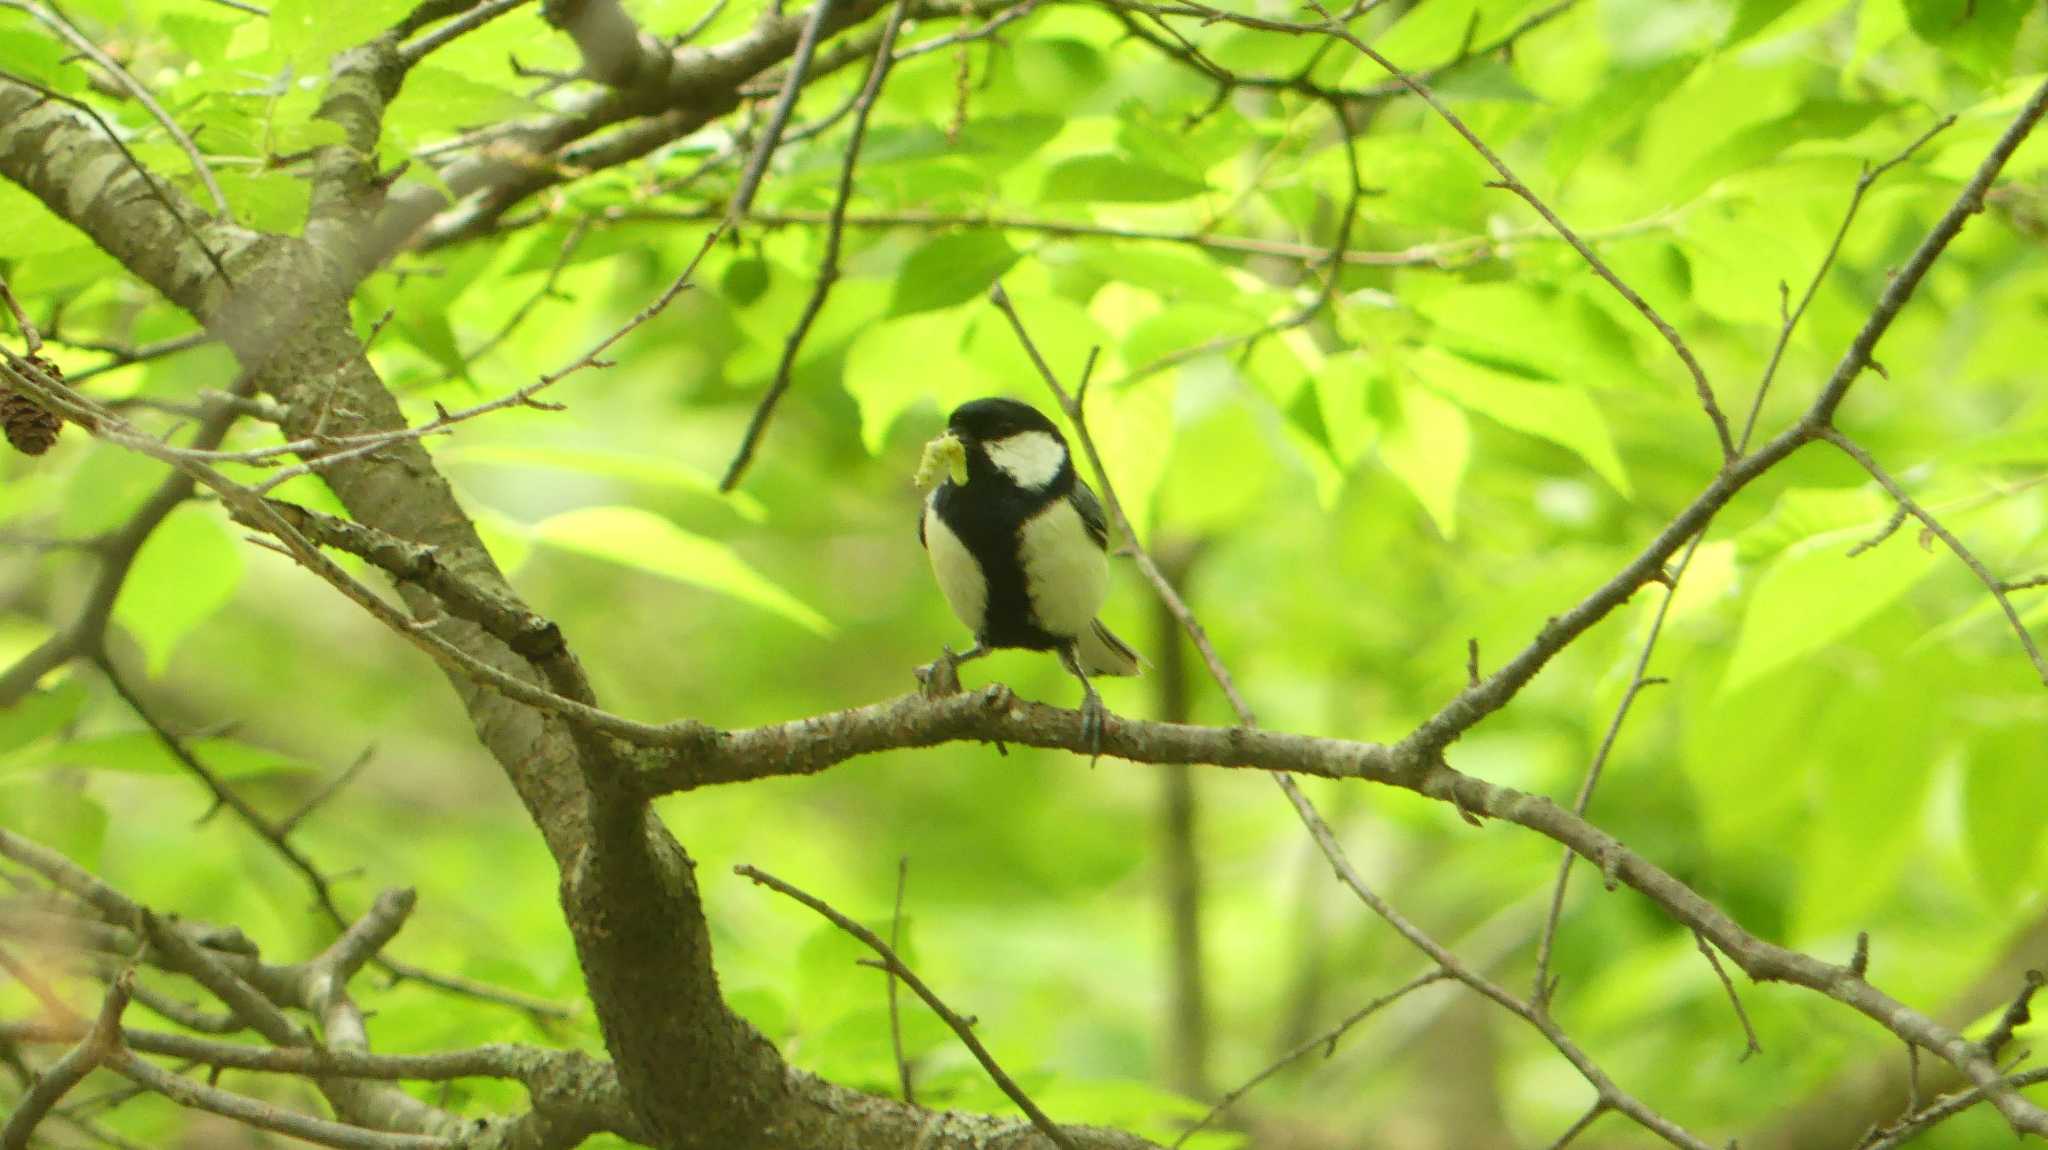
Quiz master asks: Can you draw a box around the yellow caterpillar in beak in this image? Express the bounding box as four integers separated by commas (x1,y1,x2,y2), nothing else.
914,433,969,492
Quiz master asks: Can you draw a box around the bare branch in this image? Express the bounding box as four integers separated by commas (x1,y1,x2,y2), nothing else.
1982,970,2044,1061
0,271,42,355
1820,429,2048,685
1173,969,1447,1147
735,864,1077,1150
886,856,916,1105
1742,114,1956,446
1,968,133,1150
105,1054,458,1150
719,0,913,490
1541,1103,1607,1150
399,0,538,68
1695,931,1761,1060
729,0,839,220
0,0,229,216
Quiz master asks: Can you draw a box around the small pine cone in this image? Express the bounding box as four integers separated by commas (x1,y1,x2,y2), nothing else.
3,356,63,456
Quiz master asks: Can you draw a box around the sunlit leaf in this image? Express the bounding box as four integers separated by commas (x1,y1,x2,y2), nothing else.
1379,379,1470,537
1409,347,1632,496
1962,722,2048,900
438,444,767,521
845,307,979,453
114,505,243,675
889,232,1021,317
534,506,831,634
268,0,413,65
0,679,87,756
1040,154,1208,204
3,732,319,779
1721,528,1940,694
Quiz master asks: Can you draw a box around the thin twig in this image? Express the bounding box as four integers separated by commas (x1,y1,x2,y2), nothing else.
277,747,377,837
1294,7,1735,460
718,0,912,491
105,1054,457,1150
0,942,80,1024
0,69,232,284
245,224,722,493
1863,1066,2048,1150
734,864,1075,1150
1694,931,1761,1060
987,283,1712,1150
886,855,915,1105
0,271,42,355
613,202,1678,269
1542,1102,1607,1150
0,1,229,216
58,331,214,383
397,0,536,68
729,0,837,220
1742,114,1955,447
1821,429,2048,685
1983,970,2044,1060
1,968,133,1150
1172,969,1446,1147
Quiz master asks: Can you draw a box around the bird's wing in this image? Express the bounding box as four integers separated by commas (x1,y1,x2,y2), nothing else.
1067,478,1109,551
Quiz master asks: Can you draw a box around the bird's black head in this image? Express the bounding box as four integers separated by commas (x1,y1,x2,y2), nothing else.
943,398,1070,492
946,398,1062,446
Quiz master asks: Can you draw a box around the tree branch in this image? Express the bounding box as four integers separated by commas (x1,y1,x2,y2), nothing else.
718,0,912,490
736,865,1078,1150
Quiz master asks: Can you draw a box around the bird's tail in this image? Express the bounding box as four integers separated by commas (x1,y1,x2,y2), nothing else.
1078,619,1143,676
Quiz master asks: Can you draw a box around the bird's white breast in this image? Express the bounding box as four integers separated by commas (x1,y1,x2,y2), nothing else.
1020,498,1108,639
984,431,1066,490
923,497,986,632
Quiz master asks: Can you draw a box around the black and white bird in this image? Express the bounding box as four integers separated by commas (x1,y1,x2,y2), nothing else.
917,397,1141,752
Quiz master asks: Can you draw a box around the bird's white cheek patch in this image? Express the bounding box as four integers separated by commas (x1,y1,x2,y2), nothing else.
1020,500,1108,639
984,431,1065,490
924,501,987,633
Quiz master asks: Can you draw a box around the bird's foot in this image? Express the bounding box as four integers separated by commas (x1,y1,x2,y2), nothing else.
916,646,964,698
1078,685,1108,764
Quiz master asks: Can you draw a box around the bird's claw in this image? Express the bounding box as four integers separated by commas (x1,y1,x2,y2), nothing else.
1078,687,1107,763
916,646,963,698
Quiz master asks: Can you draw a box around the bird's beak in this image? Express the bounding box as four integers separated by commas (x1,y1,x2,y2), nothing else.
914,432,970,491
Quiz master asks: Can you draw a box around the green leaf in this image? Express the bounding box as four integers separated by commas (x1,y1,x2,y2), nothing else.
1040,155,1208,204
215,170,313,232
1315,351,1379,468
0,27,86,93
3,733,318,779
1721,528,1940,694
1122,303,1262,370
0,680,87,757
534,506,831,634
268,0,414,66
1962,722,2048,901
437,445,766,521
1379,379,1470,537
1409,348,1631,495
386,67,535,137
162,13,237,64
1901,0,2029,76
0,782,105,867
889,233,1021,317
845,307,978,453
1797,657,1946,936
114,505,243,675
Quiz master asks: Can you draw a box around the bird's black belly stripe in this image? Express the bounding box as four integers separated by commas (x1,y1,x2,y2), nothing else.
930,479,1066,651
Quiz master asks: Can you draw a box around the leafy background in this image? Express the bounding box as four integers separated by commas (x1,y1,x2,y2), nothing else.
3,0,2046,1146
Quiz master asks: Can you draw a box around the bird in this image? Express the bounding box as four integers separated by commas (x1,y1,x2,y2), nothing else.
916,396,1141,754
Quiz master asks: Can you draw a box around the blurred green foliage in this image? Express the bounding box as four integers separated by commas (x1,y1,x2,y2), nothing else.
2,0,2046,1146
